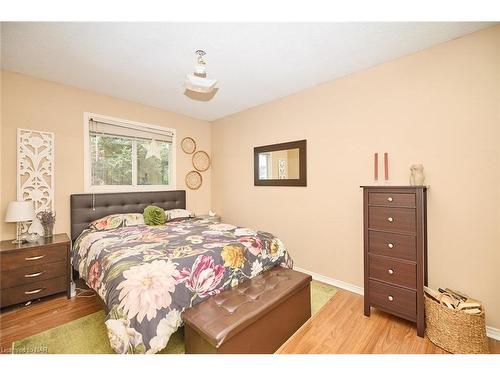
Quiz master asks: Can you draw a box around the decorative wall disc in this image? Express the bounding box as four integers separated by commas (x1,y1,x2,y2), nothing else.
181,137,196,154
192,150,211,172
185,170,202,190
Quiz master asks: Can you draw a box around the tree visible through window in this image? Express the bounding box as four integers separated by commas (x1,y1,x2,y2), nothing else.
86,115,175,191
91,135,133,185
137,139,170,185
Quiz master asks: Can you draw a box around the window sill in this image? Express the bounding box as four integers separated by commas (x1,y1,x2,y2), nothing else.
84,185,177,193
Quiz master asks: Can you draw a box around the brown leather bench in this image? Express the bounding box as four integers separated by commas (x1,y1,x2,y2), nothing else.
182,266,312,354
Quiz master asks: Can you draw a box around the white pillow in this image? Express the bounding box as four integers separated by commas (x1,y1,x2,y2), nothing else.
165,209,193,221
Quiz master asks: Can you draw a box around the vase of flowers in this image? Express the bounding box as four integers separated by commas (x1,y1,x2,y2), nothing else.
37,210,56,238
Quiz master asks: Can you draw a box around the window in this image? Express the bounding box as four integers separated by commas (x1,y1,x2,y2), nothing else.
258,153,271,179
84,113,176,192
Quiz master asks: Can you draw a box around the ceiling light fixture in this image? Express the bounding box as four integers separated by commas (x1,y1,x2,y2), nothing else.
184,50,218,94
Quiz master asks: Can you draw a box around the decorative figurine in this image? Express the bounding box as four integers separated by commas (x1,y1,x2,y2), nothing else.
410,164,425,186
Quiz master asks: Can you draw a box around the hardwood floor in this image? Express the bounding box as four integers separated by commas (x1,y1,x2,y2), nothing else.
1,287,498,354
278,289,500,354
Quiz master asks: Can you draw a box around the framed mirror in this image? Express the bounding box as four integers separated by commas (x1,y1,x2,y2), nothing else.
254,140,307,186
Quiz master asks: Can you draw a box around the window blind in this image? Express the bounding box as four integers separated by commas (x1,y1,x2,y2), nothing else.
89,118,174,143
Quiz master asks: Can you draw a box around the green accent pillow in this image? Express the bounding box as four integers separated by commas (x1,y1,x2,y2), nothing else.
143,205,166,226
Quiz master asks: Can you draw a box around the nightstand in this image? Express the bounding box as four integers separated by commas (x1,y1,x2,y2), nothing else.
0,233,71,309
197,214,221,223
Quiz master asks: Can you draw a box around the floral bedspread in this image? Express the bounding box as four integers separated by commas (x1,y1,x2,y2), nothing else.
72,217,293,354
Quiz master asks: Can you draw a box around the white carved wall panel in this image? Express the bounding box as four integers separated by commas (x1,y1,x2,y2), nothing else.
17,128,55,234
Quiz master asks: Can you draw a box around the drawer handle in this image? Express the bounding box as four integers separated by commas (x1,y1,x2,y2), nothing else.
388,269,394,275
387,197,393,202
25,271,45,278
25,255,45,261
25,288,44,295
388,243,394,249
387,217,394,223
388,295,394,302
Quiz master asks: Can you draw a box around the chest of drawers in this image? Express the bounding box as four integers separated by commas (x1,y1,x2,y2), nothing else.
0,233,71,309
361,186,427,337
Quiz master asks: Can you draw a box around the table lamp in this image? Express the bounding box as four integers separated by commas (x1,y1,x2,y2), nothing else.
5,200,35,243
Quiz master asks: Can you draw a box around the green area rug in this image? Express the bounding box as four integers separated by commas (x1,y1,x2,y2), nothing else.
12,280,336,354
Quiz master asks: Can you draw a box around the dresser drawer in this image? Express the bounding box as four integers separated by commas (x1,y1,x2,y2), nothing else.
0,276,67,307
0,245,67,271
368,230,416,261
368,207,416,234
368,280,416,320
368,192,415,207
369,254,416,289
1,260,67,289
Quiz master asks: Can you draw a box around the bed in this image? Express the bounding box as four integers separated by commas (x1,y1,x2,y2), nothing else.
70,191,293,354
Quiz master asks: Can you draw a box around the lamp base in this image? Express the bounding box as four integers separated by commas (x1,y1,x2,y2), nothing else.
12,221,27,244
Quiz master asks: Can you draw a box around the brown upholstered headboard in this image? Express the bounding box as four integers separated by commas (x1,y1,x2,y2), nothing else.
70,190,186,242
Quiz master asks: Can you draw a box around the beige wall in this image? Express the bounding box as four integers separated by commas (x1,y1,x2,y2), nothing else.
212,26,500,328
0,66,3,239
1,70,212,240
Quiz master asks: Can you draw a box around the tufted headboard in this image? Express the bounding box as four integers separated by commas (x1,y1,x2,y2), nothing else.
70,190,186,242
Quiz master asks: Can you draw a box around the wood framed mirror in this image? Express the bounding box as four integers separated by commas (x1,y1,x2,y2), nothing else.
254,140,307,186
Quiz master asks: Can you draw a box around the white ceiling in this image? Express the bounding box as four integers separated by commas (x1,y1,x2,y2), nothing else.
1,22,495,121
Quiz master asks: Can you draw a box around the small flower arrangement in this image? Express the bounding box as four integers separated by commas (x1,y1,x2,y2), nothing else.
37,210,56,237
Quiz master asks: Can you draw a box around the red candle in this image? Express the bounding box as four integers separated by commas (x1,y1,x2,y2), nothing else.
374,153,378,181
384,152,389,180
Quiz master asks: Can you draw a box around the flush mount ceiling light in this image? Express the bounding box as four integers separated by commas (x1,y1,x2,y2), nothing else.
184,50,218,94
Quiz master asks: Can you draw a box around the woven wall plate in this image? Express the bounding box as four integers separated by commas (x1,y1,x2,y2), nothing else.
181,137,196,154
185,170,202,190
192,150,211,172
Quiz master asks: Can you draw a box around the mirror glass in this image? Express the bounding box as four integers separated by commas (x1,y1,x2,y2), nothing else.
254,140,306,186
258,148,300,180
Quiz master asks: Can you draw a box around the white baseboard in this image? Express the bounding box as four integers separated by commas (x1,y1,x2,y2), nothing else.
293,266,500,341
293,266,364,296
486,326,500,341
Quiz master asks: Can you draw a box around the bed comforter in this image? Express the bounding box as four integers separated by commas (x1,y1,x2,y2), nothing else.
72,217,293,354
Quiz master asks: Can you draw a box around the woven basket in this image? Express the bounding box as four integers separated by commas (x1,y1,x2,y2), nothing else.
425,294,489,353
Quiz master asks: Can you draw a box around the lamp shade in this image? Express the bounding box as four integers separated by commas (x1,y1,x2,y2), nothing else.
5,201,35,222
184,74,218,93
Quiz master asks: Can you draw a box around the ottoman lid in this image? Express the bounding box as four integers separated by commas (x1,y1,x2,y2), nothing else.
182,266,312,348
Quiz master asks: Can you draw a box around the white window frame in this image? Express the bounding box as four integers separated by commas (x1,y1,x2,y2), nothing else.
83,112,176,193
259,152,272,179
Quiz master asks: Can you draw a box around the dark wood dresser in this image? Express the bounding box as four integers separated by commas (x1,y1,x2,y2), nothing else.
0,233,71,309
361,186,427,337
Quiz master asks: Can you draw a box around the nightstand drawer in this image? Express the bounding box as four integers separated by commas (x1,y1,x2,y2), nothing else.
0,276,67,307
369,280,416,321
0,244,67,271
368,230,416,261
368,207,416,234
369,254,416,289
368,192,415,207
1,260,67,289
